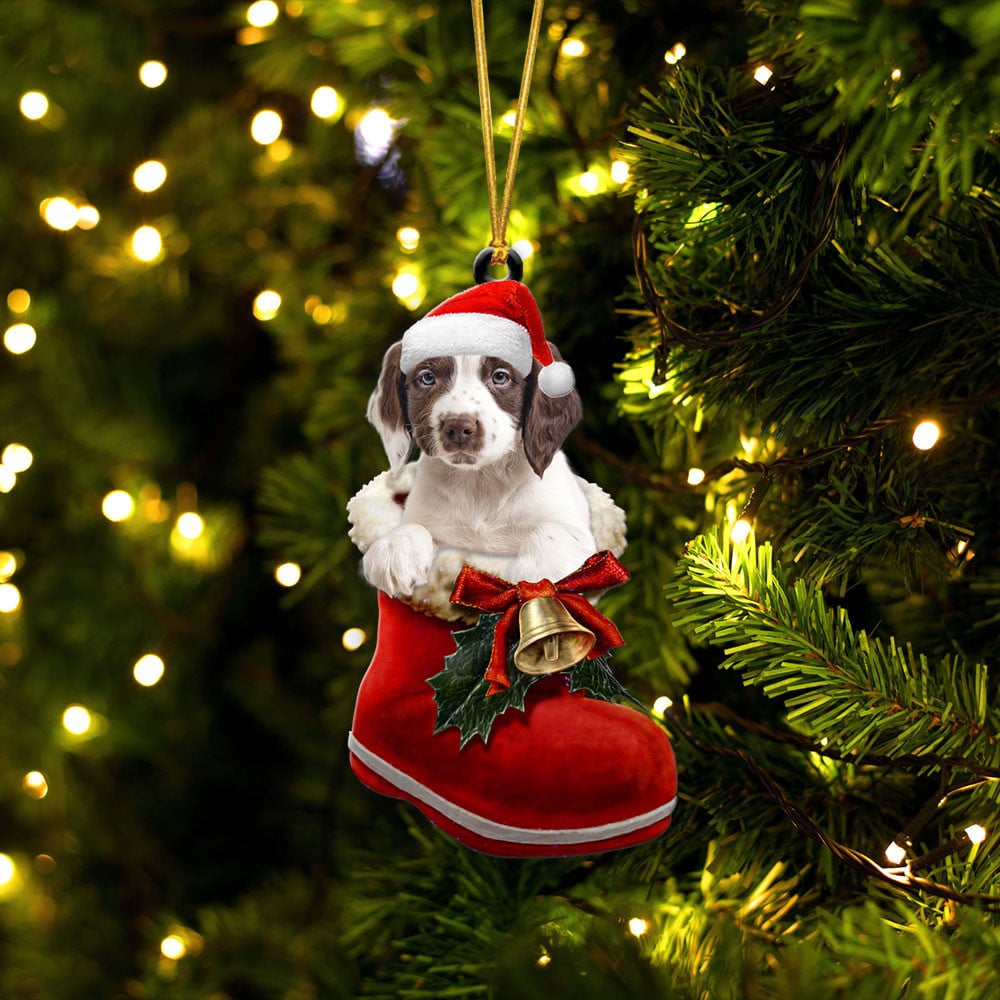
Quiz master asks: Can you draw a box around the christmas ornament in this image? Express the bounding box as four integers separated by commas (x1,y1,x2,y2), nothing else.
345,0,677,857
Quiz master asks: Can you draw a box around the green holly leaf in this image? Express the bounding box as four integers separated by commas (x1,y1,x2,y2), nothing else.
568,652,642,708
429,614,540,748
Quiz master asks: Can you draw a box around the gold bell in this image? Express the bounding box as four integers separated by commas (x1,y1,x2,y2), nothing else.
513,596,596,675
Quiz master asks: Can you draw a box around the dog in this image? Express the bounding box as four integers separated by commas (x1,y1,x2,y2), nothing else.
362,341,597,599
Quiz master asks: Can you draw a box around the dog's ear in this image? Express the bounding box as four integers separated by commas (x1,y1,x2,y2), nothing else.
366,341,411,475
522,342,582,478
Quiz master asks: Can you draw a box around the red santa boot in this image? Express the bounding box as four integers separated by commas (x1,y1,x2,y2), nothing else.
348,591,677,858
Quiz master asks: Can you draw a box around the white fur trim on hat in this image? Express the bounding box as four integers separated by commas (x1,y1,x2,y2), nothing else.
400,312,532,375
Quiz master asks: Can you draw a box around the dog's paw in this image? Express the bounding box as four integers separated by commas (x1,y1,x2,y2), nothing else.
362,523,435,597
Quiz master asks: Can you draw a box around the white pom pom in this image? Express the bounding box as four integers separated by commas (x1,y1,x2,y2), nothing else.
537,360,575,397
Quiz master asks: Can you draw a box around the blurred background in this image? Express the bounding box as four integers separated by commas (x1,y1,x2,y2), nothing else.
2,0,1000,996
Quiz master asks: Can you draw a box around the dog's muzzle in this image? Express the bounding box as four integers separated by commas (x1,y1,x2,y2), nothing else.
439,414,483,461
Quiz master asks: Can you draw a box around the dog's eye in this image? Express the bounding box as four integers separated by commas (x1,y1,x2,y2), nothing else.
491,369,511,387
415,370,436,387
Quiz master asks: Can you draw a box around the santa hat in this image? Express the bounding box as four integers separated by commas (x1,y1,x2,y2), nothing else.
399,280,575,398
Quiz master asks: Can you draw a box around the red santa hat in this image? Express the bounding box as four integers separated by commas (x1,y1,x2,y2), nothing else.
399,280,575,398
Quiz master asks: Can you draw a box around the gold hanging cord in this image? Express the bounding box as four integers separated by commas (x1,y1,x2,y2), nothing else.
471,0,545,266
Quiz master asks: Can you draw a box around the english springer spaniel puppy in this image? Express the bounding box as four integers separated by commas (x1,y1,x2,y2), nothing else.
361,280,598,600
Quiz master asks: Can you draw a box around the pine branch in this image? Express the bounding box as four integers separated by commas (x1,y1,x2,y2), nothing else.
668,529,1000,771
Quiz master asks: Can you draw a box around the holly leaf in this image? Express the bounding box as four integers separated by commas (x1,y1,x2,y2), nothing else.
568,652,641,707
429,614,540,748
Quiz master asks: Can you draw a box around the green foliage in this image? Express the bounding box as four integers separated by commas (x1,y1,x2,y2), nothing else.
4,0,1000,996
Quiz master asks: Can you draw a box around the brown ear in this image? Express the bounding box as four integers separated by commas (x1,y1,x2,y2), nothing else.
522,343,582,477
366,341,411,474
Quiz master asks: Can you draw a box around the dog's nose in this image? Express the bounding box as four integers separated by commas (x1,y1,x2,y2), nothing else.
440,415,482,452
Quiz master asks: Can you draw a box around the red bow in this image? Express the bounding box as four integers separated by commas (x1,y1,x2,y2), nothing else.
449,551,631,695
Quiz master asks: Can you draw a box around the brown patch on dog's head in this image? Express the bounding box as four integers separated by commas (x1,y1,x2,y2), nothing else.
521,343,582,477
366,341,411,474
480,356,528,423
403,357,456,457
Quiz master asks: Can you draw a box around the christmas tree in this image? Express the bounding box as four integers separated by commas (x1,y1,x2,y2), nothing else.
2,0,999,995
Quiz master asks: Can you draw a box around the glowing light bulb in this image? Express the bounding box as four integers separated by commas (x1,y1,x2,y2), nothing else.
610,160,630,184
0,552,15,580
102,489,135,522
397,226,421,251
966,824,987,845
22,771,48,799
536,954,551,967
41,197,79,231
627,917,648,937
355,108,399,163
753,65,774,86
131,225,163,262
392,271,420,301
0,583,21,613
0,469,14,493
176,512,204,539
19,91,49,120
274,562,301,587
501,109,517,128
4,322,36,354
246,0,279,26
884,841,907,865
2,444,32,473
560,38,588,58
160,934,186,960
890,67,902,82
7,289,30,313
912,419,940,451
253,289,282,320
75,205,100,230
652,695,673,718
251,109,283,145
133,653,165,687
577,170,600,195
310,85,343,120
139,61,167,88
342,627,367,651
511,239,534,260
730,518,752,544
0,855,15,887
686,467,705,486
133,160,167,193
62,705,93,735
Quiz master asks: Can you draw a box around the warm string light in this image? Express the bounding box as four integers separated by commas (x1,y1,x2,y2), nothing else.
627,917,649,937
912,419,941,451
0,583,22,613
160,934,187,960
251,109,283,145
652,695,673,719
396,226,421,252
61,704,93,735
133,653,166,687
310,85,343,120
133,160,167,193
253,289,282,321
176,512,204,540
102,489,136,522
246,0,279,27
664,41,686,65
342,627,367,651
19,91,49,121
131,225,163,262
3,321,36,355
753,64,774,86
274,562,301,587
139,61,167,88
22,771,49,799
